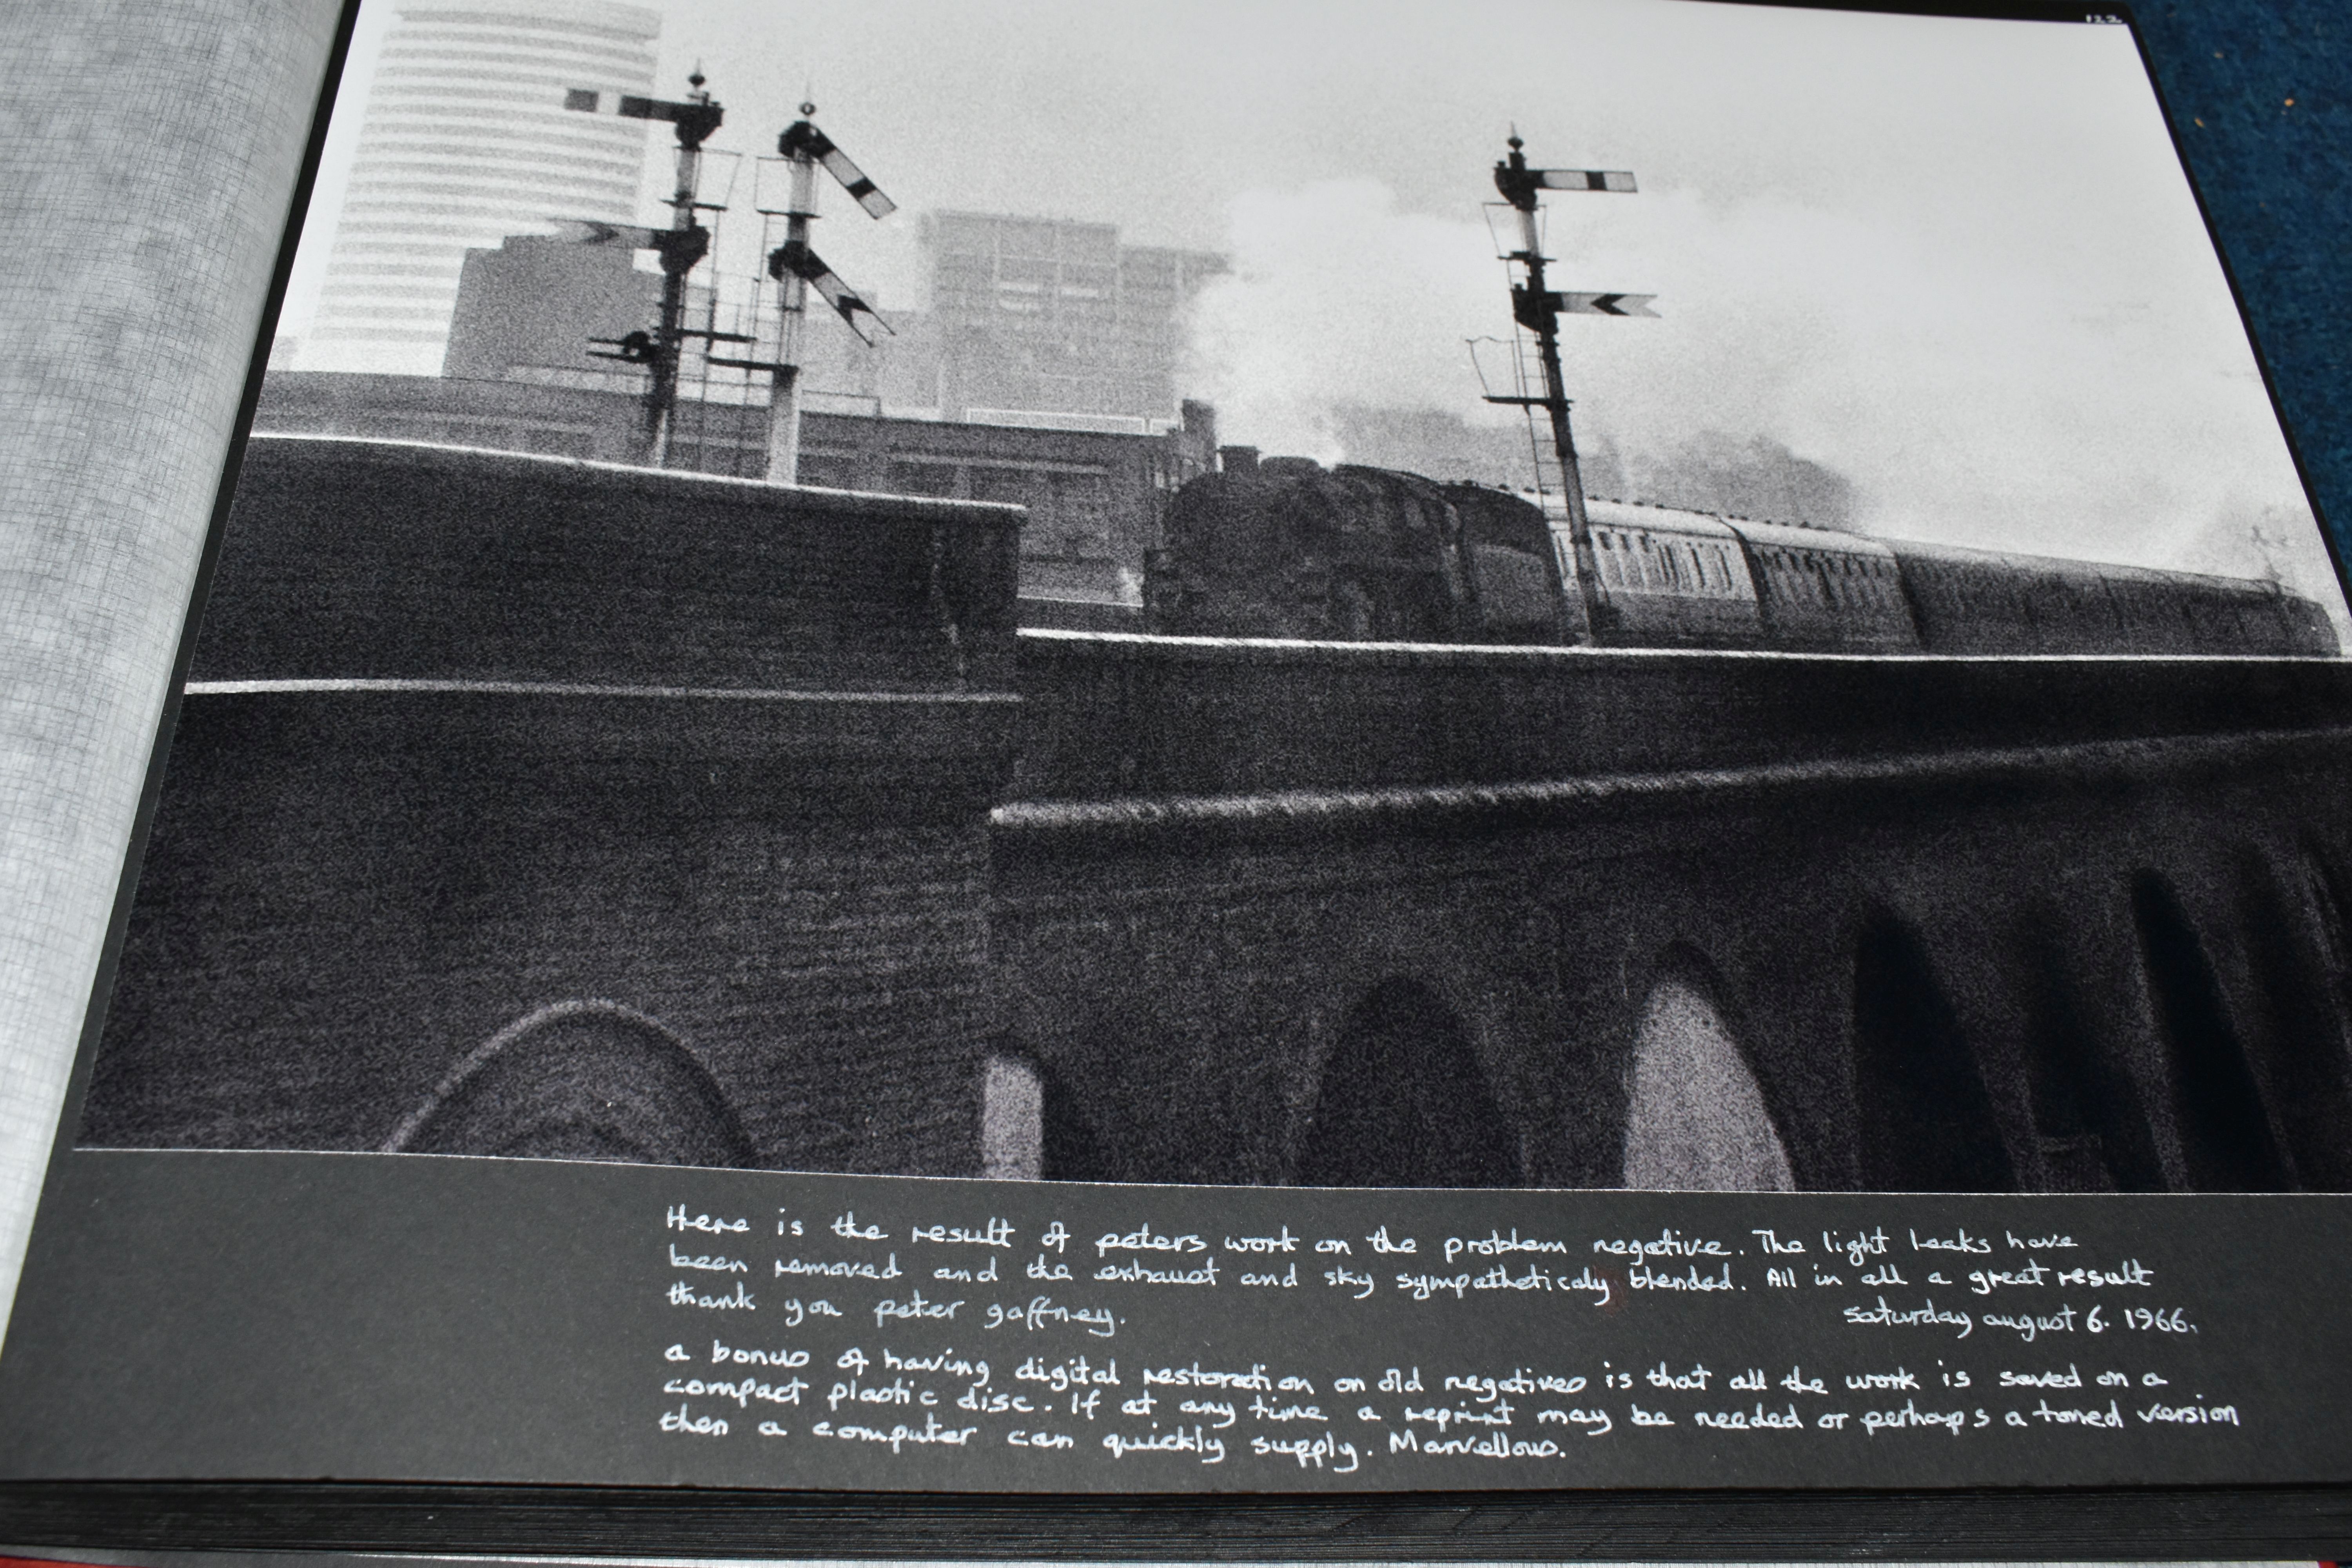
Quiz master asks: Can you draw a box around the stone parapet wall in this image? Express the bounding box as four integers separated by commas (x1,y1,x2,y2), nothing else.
86,440,1024,1173
995,630,2352,1195
192,436,1023,693
1009,629,2352,804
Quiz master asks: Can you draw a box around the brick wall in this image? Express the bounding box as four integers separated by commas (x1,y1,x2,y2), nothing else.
995,632,2352,1192
82,439,1023,1174
79,440,2352,1191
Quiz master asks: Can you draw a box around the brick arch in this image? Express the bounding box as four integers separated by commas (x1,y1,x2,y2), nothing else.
2008,904,2166,1192
1849,912,2017,1192
1291,977,1519,1189
2131,869,2288,1191
980,1038,1119,1184
383,999,752,1167
2295,836,2352,986
1619,946,1795,1192
2293,835,2352,1069
2232,847,2352,1191
978,1048,1045,1181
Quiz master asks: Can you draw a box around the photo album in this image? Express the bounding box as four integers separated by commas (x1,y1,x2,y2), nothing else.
1,0,2348,1553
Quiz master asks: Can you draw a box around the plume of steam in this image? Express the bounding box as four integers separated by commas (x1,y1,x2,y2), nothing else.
1185,178,1866,530
1183,174,2339,636
1325,407,1540,488
1185,180,1505,464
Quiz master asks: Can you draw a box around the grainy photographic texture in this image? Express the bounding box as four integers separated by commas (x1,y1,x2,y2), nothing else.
74,0,2352,1196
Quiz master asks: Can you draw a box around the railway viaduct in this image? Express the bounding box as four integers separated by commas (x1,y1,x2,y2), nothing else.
78,437,2352,1196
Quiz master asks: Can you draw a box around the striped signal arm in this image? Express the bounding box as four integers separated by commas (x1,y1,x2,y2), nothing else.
779,120,898,219
767,240,888,342
562,90,722,146
1534,168,1637,192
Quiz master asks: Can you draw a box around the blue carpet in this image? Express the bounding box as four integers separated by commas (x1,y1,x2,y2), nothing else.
2136,0,2352,574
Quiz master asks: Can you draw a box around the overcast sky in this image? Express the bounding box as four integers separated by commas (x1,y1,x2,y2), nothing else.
283,0,2347,620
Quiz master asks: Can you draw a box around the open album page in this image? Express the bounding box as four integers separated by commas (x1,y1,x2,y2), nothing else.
1,0,2350,1550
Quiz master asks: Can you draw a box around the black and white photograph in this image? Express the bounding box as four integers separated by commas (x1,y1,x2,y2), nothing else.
73,0,2352,1200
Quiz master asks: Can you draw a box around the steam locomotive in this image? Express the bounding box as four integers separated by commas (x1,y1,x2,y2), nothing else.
1143,456,2342,657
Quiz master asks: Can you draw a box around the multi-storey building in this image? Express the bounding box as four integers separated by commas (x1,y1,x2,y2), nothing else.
915,212,1225,427
437,231,888,410
297,0,660,374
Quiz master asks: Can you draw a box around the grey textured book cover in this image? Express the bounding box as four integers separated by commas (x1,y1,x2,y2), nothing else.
0,0,343,1323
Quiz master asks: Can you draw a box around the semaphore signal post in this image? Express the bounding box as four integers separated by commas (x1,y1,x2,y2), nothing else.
1488,132,1650,644
737,108,897,484
562,74,731,467
557,82,896,478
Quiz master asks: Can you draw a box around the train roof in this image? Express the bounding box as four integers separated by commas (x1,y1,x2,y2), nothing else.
1583,499,1895,561
1880,536,2289,597
1579,497,2299,597
1724,517,1899,561
1583,497,1739,539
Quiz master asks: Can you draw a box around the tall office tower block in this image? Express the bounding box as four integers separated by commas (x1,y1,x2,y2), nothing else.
919,212,1226,430
298,0,661,375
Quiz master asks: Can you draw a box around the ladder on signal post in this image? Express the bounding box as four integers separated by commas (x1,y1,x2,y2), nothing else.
1475,132,1653,644
1469,332,1573,515
710,107,897,485
563,74,729,468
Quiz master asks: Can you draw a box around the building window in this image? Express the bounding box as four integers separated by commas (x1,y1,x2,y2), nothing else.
796,454,861,490
971,467,1037,510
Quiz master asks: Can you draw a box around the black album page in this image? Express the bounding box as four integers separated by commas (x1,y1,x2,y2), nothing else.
4,0,2350,1548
